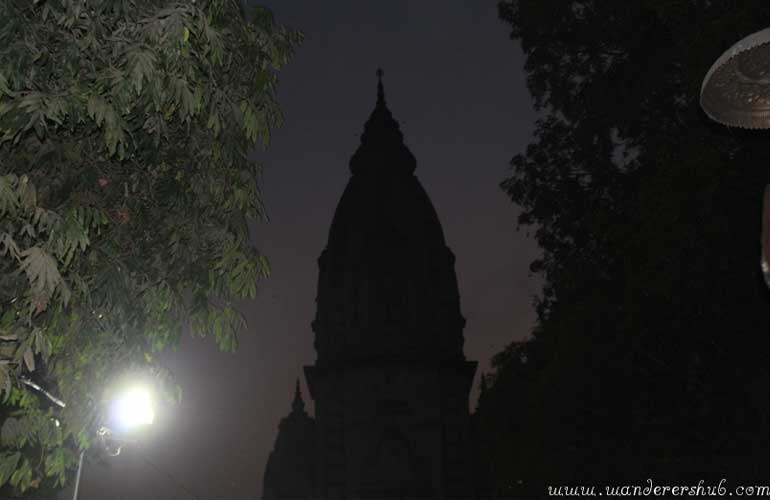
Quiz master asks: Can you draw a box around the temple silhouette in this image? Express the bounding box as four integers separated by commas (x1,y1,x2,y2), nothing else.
263,71,480,499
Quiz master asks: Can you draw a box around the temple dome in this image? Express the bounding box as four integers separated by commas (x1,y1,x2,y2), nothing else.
312,70,465,365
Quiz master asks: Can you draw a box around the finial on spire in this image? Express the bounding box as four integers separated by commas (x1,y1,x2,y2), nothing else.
376,67,385,106
291,378,305,414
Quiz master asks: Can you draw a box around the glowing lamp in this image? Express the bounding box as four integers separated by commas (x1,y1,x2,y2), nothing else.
111,386,155,430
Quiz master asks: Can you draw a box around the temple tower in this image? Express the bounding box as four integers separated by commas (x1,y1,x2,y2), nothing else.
302,70,478,499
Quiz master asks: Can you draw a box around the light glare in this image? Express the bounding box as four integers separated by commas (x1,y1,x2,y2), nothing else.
113,386,155,429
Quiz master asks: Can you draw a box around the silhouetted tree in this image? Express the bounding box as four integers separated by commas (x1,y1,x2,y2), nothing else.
480,1,770,496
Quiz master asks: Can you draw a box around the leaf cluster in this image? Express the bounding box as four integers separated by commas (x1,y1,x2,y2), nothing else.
0,0,301,494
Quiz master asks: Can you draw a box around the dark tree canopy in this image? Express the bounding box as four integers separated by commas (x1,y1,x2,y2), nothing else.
480,1,770,496
0,0,300,495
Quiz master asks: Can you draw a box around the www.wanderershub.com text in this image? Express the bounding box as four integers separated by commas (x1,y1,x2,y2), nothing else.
547,479,770,497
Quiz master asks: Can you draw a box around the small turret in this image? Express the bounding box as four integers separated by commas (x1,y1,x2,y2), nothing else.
262,377,317,499
291,378,305,415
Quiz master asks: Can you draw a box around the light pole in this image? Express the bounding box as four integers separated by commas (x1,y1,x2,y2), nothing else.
700,27,770,288
22,377,201,499
20,377,157,500
71,450,84,500
72,384,156,500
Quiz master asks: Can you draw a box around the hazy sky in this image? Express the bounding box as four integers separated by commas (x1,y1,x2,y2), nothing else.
61,1,540,498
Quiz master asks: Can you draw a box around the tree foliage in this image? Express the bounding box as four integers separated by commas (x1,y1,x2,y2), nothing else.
480,1,770,495
0,0,301,494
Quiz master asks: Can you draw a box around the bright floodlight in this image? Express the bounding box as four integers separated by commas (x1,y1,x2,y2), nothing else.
112,386,155,429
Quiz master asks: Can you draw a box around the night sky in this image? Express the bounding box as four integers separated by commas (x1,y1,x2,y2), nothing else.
61,1,540,498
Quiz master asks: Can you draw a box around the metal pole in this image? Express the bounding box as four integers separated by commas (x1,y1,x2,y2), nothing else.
19,377,66,408
72,450,85,500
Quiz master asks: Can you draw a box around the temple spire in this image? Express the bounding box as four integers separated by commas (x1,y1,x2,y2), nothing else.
376,68,385,106
349,69,416,175
291,378,305,415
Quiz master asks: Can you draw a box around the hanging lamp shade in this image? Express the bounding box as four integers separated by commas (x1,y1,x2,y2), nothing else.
701,28,770,289
701,27,770,129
